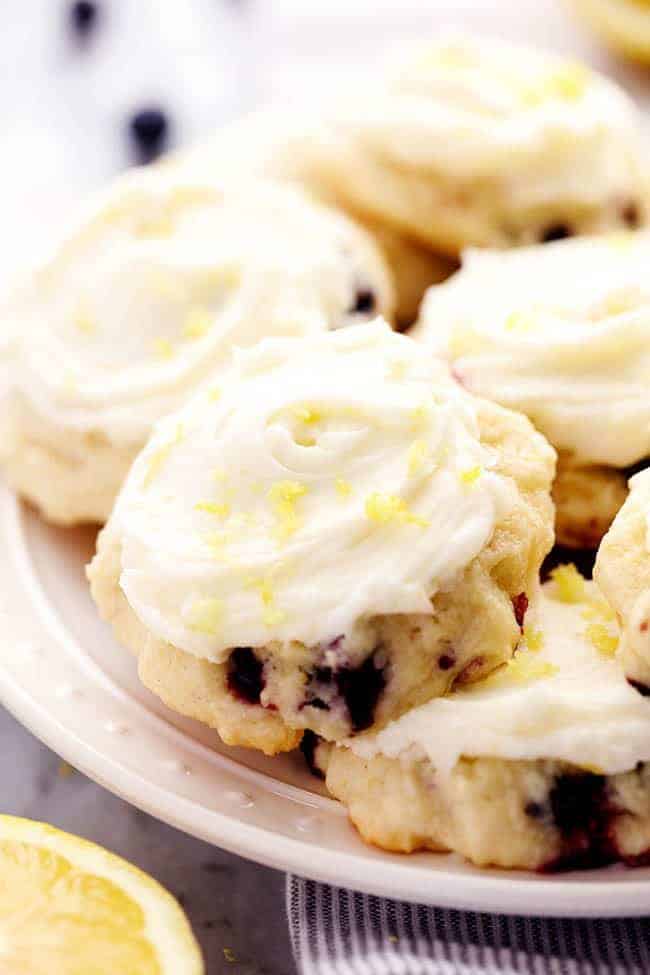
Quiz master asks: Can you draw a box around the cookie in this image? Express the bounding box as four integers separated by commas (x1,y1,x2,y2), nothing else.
595,469,650,691
414,231,650,547
323,579,650,871
0,169,393,525
88,321,555,754
169,109,456,326
313,32,645,256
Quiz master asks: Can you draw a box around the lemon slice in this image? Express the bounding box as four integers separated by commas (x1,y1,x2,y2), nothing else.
0,815,204,974
568,0,650,64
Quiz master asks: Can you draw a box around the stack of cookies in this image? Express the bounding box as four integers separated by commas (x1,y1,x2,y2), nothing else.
4,32,650,872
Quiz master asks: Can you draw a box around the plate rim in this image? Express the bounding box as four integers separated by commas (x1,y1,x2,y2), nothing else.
4,489,650,917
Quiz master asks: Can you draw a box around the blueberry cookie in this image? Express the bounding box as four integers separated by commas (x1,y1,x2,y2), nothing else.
0,169,393,525
302,31,646,257
88,321,555,754
414,231,650,548
596,469,650,691
169,109,455,326
324,579,650,871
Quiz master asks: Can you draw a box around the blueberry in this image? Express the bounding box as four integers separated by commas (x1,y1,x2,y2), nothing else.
621,200,641,229
437,652,456,671
541,772,616,871
540,223,572,243
300,731,325,780
70,1,99,38
350,287,376,316
227,647,265,705
129,107,170,164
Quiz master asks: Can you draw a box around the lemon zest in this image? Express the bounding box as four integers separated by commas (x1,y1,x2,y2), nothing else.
550,563,586,604
153,337,174,360
187,597,223,635
585,623,619,657
195,501,231,518
335,478,352,499
268,480,308,541
143,423,184,489
523,626,544,652
365,492,429,528
581,598,616,622
459,465,482,487
292,405,322,425
182,305,211,339
407,439,429,476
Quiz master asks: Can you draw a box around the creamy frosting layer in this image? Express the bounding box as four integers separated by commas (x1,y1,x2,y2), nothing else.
348,579,650,777
111,321,514,660
3,168,391,446
415,232,650,468
337,31,642,211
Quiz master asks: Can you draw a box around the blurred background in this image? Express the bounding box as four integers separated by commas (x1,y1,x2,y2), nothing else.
1,0,649,286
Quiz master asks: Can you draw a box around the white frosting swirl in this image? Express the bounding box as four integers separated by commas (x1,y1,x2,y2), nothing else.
110,321,513,660
348,581,650,777
3,168,391,446
338,32,642,215
415,232,650,467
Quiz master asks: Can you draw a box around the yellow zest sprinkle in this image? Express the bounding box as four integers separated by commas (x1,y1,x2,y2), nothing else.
581,598,616,623
182,305,212,339
143,423,184,488
268,480,308,541
136,211,174,239
208,386,221,402
459,465,482,487
335,478,352,499
601,288,639,317
504,310,536,334
292,404,322,425
410,404,430,430
195,501,231,518
188,597,223,635
585,623,619,657
523,626,544,652
365,492,429,528
387,359,408,379
153,337,174,360
201,264,241,290
203,530,230,558
489,652,558,688
407,439,429,477
72,304,96,335
247,576,287,626
213,467,228,482
522,63,589,106
550,563,586,604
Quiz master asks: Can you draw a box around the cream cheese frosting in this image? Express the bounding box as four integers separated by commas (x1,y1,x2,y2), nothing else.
109,321,515,661
338,32,643,218
415,232,650,468
1,168,392,447
347,579,650,777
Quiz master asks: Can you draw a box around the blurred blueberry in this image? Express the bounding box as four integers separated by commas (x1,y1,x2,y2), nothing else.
69,1,100,40
128,107,170,164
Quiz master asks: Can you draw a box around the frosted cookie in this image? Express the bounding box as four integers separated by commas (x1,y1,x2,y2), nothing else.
0,169,393,525
414,231,650,548
169,110,455,326
324,578,650,871
88,321,555,755
316,32,646,256
595,469,650,692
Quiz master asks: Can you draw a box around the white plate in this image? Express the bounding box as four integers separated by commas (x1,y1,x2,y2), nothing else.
2,483,650,918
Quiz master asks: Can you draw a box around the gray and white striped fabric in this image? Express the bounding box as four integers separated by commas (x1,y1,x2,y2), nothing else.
287,876,650,974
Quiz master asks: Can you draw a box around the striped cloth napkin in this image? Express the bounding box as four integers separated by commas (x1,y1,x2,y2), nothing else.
287,875,650,974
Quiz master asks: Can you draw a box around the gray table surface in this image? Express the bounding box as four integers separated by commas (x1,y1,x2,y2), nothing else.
0,705,294,975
